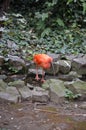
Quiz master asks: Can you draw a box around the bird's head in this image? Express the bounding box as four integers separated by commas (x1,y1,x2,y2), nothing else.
44,58,56,76
42,57,53,69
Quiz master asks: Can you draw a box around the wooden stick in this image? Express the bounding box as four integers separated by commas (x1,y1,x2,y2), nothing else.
34,108,86,116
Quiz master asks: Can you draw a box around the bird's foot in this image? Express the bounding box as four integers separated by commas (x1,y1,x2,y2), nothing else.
41,78,45,82
35,76,40,81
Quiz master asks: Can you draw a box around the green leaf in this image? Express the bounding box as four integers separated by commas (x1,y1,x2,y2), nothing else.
60,45,67,54
42,13,48,21
67,0,73,5
36,21,45,30
12,13,22,17
45,0,58,7
56,18,64,27
52,0,58,5
83,2,86,14
41,28,51,37
35,12,41,19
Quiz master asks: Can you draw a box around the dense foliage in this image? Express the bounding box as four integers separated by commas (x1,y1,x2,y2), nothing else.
0,0,86,56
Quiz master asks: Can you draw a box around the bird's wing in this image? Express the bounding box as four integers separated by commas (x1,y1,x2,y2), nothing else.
33,54,53,68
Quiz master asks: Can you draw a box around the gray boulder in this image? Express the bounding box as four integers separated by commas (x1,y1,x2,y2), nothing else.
0,79,7,90
42,79,66,103
0,56,4,66
7,55,26,71
58,71,81,81
0,75,7,80
47,52,61,62
65,54,77,61
0,92,20,103
64,79,86,100
57,60,71,74
0,86,20,103
79,102,86,109
65,54,84,61
18,86,32,101
72,56,86,75
8,80,25,88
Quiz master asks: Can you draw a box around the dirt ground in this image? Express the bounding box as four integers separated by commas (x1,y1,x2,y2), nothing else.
0,98,86,130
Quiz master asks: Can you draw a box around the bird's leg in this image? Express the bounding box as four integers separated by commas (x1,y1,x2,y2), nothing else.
41,69,45,82
35,65,40,81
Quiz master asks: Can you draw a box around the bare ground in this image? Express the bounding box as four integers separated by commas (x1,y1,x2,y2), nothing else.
0,98,86,130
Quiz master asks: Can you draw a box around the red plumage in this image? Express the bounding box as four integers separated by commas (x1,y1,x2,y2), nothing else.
33,54,53,82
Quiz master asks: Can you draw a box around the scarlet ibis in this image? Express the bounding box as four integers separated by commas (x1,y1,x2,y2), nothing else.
33,54,53,82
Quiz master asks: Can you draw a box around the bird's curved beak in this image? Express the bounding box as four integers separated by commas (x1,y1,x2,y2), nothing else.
51,62,55,76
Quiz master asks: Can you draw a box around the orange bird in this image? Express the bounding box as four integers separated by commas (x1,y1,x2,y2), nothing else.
33,54,53,82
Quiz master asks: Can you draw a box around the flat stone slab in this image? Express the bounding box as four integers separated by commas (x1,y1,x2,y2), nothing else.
42,79,66,103
72,57,86,75
0,91,20,103
0,86,20,103
18,86,32,100
32,87,49,102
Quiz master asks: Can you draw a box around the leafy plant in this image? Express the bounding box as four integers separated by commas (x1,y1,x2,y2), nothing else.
9,66,19,73
1,0,86,58
65,89,81,100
